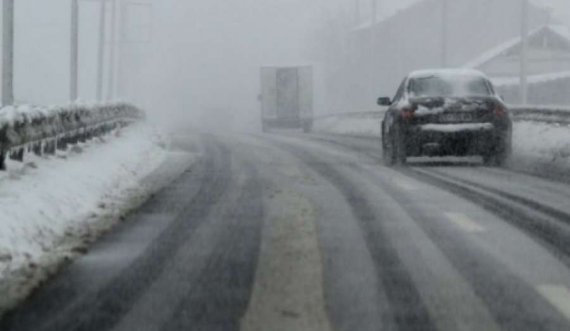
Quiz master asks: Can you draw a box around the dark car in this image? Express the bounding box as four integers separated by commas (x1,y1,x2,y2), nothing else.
379,69,512,166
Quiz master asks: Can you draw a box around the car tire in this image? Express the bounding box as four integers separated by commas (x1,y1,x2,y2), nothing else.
384,125,407,166
495,133,512,167
483,134,511,167
482,152,495,166
382,136,395,166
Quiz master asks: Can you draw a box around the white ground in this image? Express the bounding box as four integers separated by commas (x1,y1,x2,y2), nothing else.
314,117,381,137
0,123,198,313
509,121,570,173
314,117,570,171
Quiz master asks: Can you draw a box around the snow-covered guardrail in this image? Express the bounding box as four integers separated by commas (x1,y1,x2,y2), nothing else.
314,106,570,126
0,103,144,170
509,106,570,125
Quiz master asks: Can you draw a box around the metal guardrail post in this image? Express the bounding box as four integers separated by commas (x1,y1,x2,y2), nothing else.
0,103,143,171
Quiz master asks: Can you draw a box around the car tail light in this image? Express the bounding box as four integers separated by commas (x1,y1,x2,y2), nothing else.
401,105,417,120
494,104,507,118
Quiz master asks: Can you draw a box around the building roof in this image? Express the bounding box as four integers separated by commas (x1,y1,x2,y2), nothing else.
492,70,570,87
463,25,570,69
409,68,488,79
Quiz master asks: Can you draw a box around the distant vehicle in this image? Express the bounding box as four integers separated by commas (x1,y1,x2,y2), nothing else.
259,66,313,133
379,69,512,166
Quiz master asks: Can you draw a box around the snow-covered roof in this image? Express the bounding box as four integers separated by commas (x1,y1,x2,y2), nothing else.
548,25,570,41
492,70,570,87
409,68,488,79
463,25,570,69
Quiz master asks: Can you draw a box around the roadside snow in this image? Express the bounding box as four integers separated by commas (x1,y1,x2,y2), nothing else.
0,123,194,313
510,121,570,173
314,117,381,137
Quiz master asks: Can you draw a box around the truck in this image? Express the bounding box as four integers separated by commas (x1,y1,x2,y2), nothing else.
259,66,313,133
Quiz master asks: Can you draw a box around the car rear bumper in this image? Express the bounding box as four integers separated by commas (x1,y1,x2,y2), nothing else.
405,122,502,157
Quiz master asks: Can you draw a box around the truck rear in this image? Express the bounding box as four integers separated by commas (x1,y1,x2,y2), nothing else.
260,66,313,133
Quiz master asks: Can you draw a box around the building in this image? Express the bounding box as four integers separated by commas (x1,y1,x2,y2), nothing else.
324,0,551,112
465,25,570,105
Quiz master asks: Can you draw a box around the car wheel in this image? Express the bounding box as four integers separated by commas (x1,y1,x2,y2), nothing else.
394,125,407,165
384,125,407,166
482,152,495,166
382,135,395,166
495,134,512,167
483,135,511,167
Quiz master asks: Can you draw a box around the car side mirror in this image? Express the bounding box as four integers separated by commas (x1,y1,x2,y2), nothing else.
377,97,392,106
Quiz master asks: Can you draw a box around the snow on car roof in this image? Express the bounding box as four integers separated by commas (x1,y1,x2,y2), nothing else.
408,69,489,79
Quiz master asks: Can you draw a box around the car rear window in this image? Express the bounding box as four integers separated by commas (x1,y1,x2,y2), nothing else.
409,75,492,98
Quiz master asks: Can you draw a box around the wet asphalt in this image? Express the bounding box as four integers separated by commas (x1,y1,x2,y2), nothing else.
3,132,570,331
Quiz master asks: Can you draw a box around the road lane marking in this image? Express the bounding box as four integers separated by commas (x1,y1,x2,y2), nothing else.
241,190,333,331
538,285,570,320
444,212,485,233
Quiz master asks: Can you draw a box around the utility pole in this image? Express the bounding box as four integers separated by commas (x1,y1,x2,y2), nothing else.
96,0,107,101
520,0,529,105
2,0,15,106
441,0,448,67
70,0,79,102
107,0,117,100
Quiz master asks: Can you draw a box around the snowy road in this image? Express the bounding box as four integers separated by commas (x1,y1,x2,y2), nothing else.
3,132,570,330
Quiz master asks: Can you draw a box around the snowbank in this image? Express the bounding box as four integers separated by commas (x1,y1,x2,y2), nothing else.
314,116,381,137
510,121,570,176
0,123,194,313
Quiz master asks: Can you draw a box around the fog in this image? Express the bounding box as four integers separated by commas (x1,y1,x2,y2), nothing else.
3,0,570,131
135,0,333,130
5,0,341,131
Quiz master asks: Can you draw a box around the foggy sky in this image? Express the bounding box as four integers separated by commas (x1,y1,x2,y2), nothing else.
3,0,570,130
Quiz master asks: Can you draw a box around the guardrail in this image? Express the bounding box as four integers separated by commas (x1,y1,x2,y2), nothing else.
0,102,144,170
509,106,570,125
314,105,570,125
